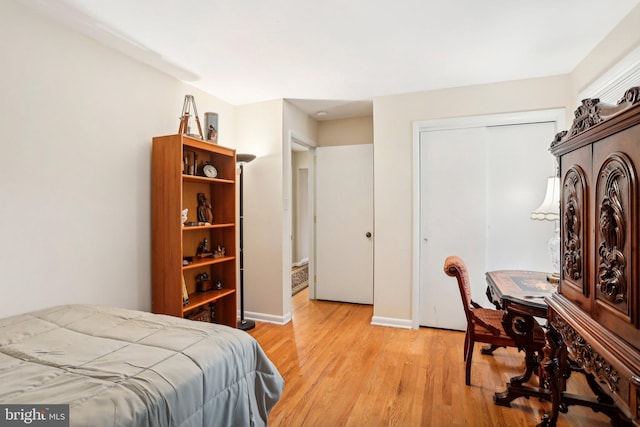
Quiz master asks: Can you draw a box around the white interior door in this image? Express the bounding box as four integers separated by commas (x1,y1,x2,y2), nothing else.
316,144,374,304
419,127,487,331
419,121,557,330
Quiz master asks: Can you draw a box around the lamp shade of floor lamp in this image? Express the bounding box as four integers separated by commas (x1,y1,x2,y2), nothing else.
237,153,256,330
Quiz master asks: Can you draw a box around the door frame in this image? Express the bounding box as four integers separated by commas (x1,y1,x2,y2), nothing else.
284,131,317,317
411,109,566,329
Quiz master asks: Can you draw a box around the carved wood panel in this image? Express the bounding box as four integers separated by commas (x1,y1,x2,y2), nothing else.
552,315,621,396
562,166,587,295
595,152,635,317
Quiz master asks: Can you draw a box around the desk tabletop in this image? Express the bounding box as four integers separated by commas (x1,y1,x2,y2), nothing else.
485,270,557,311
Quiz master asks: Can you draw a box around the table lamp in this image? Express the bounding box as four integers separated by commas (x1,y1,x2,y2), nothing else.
531,176,561,283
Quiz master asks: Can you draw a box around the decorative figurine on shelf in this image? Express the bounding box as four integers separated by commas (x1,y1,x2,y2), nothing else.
213,245,226,259
196,238,213,258
181,208,188,226
196,272,213,292
214,280,223,290
197,193,213,224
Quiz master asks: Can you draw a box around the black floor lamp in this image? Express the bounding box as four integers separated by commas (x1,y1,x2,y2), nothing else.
237,153,256,331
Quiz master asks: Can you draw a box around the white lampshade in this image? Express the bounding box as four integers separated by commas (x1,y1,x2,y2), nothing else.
531,176,560,221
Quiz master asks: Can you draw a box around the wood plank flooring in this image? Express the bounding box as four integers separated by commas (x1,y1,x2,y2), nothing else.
248,288,611,426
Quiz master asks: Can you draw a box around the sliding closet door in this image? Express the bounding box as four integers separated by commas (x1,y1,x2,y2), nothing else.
419,127,487,331
419,121,557,330
485,122,557,271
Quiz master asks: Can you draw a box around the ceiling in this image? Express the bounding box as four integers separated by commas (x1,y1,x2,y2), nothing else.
20,0,640,121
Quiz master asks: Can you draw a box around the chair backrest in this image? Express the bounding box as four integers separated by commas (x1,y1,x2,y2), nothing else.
444,256,474,324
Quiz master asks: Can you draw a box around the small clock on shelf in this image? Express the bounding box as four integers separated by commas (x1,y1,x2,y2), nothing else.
202,163,218,178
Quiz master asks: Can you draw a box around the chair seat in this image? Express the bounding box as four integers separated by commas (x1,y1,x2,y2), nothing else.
472,307,546,343
471,308,512,338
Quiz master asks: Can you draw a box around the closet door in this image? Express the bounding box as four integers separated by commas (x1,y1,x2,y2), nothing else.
485,122,558,271
419,122,556,330
419,127,487,331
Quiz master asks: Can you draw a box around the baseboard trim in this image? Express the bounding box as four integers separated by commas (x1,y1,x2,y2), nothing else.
241,310,292,326
370,316,414,329
240,312,411,329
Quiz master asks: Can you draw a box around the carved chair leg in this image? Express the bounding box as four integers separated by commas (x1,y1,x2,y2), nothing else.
466,339,474,386
463,332,470,361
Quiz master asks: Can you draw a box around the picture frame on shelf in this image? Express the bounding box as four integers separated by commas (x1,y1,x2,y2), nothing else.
205,112,218,144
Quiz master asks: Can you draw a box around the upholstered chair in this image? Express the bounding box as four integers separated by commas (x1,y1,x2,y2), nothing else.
444,256,517,386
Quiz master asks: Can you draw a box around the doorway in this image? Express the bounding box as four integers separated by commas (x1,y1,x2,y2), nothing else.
284,131,317,320
291,144,310,296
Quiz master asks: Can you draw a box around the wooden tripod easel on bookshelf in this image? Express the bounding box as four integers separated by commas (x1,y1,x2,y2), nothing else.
178,95,204,139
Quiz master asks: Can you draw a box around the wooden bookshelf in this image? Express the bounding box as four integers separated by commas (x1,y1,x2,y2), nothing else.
152,134,237,327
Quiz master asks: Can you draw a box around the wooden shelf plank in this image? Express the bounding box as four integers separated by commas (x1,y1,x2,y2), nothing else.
182,256,235,270
181,135,236,155
183,223,234,230
182,174,234,185
182,288,236,313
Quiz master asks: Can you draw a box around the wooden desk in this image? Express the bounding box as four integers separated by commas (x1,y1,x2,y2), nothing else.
485,270,556,406
485,270,556,315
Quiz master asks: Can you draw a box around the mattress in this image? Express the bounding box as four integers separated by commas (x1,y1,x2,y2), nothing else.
0,304,284,427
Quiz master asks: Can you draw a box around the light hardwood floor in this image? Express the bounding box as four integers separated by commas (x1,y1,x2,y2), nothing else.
249,288,611,426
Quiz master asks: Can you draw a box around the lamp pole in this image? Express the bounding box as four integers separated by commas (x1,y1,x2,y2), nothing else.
237,154,256,331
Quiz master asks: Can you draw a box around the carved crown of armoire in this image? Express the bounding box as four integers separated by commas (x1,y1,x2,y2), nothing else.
543,86,640,426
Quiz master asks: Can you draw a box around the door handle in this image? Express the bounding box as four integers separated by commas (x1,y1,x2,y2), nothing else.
366,232,372,238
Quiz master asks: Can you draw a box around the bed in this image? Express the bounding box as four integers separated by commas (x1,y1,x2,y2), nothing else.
0,304,284,427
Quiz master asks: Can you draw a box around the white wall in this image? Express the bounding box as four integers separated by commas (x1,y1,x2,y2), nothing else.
570,4,640,97
235,100,286,322
0,0,236,317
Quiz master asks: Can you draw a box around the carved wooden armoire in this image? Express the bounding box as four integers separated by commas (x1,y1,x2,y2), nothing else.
544,87,640,426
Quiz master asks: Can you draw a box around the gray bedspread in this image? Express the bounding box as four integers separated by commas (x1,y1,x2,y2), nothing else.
0,304,284,427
